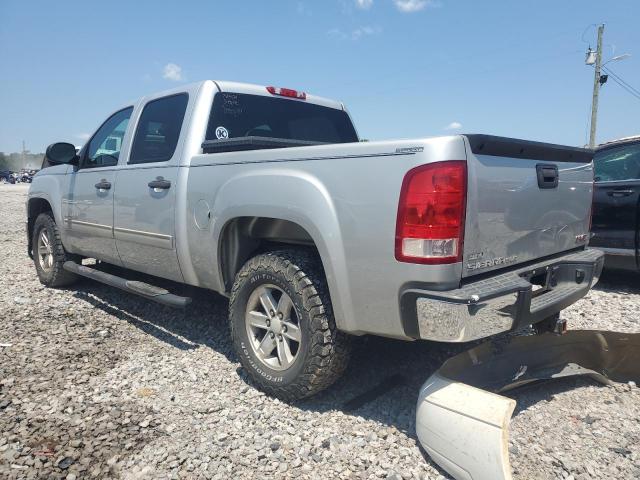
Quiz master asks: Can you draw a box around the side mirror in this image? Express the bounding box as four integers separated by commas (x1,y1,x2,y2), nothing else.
45,142,78,165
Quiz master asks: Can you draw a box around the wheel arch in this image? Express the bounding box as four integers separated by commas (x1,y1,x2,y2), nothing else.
27,197,54,258
218,217,317,292
209,170,355,332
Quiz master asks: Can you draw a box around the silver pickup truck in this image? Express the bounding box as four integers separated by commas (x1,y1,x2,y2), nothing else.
27,80,604,400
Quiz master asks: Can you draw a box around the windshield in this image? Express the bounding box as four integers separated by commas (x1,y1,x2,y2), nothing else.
206,92,358,144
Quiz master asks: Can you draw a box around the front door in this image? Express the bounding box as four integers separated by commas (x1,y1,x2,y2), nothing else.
63,107,133,265
114,93,189,282
592,141,640,269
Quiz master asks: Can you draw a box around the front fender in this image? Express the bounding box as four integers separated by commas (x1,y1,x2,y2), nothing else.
27,166,70,245
211,168,355,331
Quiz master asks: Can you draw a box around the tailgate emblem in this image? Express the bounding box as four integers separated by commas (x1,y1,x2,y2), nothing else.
575,233,588,244
467,255,518,271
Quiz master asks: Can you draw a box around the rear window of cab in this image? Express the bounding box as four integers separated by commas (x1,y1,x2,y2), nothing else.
206,92,358,144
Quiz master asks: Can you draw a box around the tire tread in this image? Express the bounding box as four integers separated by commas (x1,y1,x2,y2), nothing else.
229,249,350,401
33,213,78,288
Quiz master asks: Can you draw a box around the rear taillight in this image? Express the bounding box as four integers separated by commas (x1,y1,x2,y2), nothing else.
266,86,307,100
395,161,467,264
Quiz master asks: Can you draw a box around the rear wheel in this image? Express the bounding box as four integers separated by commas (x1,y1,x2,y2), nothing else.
32,213,79,287
229,249,350,401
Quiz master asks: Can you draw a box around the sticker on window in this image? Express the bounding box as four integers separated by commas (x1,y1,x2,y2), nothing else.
215,126,229,140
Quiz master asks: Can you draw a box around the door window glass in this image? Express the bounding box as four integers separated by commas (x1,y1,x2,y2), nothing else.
83,107,133,169
129,93,189,164
594,143,640,181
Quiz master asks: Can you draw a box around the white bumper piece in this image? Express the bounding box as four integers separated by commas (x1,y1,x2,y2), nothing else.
416,330,640,480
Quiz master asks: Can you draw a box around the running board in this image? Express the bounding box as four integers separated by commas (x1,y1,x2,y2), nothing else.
63,261,191,308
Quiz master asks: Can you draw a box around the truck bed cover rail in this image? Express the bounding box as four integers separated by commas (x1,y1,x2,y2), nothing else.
465,134,593,163
202,136,327,154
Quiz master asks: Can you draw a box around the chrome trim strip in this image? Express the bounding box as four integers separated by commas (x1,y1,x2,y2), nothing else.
65,218,113,231
599,247,635,257
113,227,173,241
114,227,174,249
595,179,640,184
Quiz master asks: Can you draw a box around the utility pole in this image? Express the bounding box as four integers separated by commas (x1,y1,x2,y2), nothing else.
588,24,604,148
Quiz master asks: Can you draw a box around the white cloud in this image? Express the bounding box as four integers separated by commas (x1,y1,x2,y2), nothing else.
162,63,183,82
355,0,373,9
75,133,91,141
328,25,381,40
327,28,348,40
393,0,430,12
444,121,462,130
351,25,381,39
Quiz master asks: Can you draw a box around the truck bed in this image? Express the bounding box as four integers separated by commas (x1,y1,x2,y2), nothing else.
183,134,594,339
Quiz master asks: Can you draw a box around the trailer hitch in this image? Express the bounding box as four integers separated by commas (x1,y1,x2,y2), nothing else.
416,330,640,480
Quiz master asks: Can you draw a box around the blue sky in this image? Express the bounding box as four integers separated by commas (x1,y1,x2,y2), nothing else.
1,0,638,153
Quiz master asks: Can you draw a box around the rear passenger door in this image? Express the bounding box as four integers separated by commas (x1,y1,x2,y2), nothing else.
114,93,189,282
592,141,640,269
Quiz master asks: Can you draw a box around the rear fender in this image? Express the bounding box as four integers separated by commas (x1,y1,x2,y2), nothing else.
211,168,354,331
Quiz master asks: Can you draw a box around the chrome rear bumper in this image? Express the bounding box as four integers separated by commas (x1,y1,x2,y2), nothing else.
400,249,605,342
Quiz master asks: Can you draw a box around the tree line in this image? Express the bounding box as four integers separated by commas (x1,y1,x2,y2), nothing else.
0,152,44,172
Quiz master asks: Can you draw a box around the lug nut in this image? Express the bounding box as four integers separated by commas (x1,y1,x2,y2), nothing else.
266,319,271,327
269,332,275,339
282,325,287,333
277,312,283,319
277,334,283,341
269,309,275,317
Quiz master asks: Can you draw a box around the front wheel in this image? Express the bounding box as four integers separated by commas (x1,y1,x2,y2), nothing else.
229,250,350,401
32,213,79,287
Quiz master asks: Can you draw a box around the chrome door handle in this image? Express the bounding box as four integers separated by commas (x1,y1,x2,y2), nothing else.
607,189,634,197
148,179,171,190
94,180,111,190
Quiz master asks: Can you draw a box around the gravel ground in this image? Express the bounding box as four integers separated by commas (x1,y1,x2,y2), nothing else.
1,183,639,480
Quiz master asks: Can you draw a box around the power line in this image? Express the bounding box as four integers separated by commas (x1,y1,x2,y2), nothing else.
602,66,640,97
581,23,598,44
605,75,640,101
602,68,640,101
607,76,640,101
603,67,640,94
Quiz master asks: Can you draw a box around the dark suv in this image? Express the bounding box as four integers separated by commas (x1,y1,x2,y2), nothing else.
591,136,640,271
0,170,15,184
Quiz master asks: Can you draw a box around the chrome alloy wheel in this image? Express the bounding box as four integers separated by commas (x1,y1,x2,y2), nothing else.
37,229,54,273
245,284,302,371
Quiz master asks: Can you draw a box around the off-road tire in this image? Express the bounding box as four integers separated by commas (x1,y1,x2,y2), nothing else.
32,212,79,288
229,249,351,401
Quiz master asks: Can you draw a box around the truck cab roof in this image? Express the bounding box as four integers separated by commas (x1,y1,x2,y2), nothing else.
597,134,640,150
124,80,346,114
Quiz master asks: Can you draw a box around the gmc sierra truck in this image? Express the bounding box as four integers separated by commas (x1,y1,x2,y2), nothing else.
27,80,604,400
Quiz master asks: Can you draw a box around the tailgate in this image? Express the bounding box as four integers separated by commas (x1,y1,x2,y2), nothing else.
462,135,594,278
